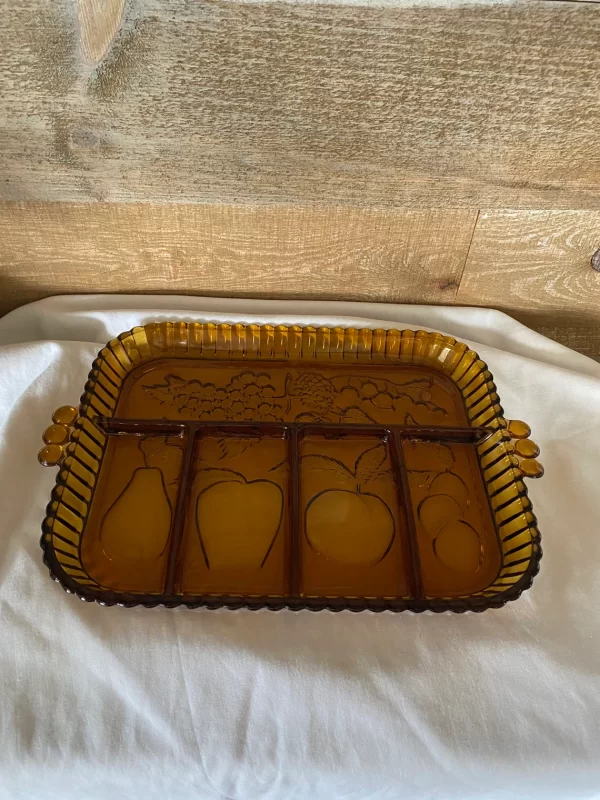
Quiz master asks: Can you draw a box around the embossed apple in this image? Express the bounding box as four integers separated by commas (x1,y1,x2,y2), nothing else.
303,443,395,566
196,478,283,570
305,488,394,566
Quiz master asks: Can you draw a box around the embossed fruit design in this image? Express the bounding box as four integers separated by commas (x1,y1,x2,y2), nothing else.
303,443,395,566
144,370,284,421
433,520,482,573
100,438,181,561
196,475,284,570
410,441,483,574
144,367,449,429
285,370,446,424
420,491,482,573
285,371,339,420
306,489,394,566
101,468,172,561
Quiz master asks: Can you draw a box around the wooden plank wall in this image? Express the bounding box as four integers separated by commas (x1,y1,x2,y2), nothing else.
0,204,477,309
0,0,599,357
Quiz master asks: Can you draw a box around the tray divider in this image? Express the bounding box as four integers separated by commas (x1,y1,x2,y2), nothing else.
288,427,301,597
389,430,424,601
164,425,199,596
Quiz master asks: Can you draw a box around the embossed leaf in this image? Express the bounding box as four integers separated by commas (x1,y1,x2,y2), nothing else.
295,412,325,423
140,437,165,460
355,444,388,485
144,375,191,404
301,455,354,481
216,438,255,461
369,468,396,488
269,460,287,473
340,406,376,424
435,442,455,469
144,385,177,405
406,469,439,491
386,377,429,398
164,374,188,388
193,467,245,494
140,437,182,468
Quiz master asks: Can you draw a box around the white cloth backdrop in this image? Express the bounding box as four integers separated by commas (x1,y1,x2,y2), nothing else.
0,295,599,800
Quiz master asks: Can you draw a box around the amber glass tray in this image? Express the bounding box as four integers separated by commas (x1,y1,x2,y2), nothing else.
39,323,543,612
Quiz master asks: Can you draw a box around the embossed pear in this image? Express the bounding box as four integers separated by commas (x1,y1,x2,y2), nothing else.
101,468,171,560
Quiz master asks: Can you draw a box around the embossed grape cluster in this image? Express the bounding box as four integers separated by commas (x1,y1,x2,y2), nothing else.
148,370,285,422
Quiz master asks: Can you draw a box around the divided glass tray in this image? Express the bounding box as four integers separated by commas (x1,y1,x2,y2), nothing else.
39,323,543,612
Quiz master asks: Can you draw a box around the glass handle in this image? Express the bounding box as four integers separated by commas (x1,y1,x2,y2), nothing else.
506,419,543,479
38,405,78,467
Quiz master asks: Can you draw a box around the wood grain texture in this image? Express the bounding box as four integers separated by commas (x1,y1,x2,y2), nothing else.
457,210,600,356
0,202,476,315
1,1,600,207
77,0,126,65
